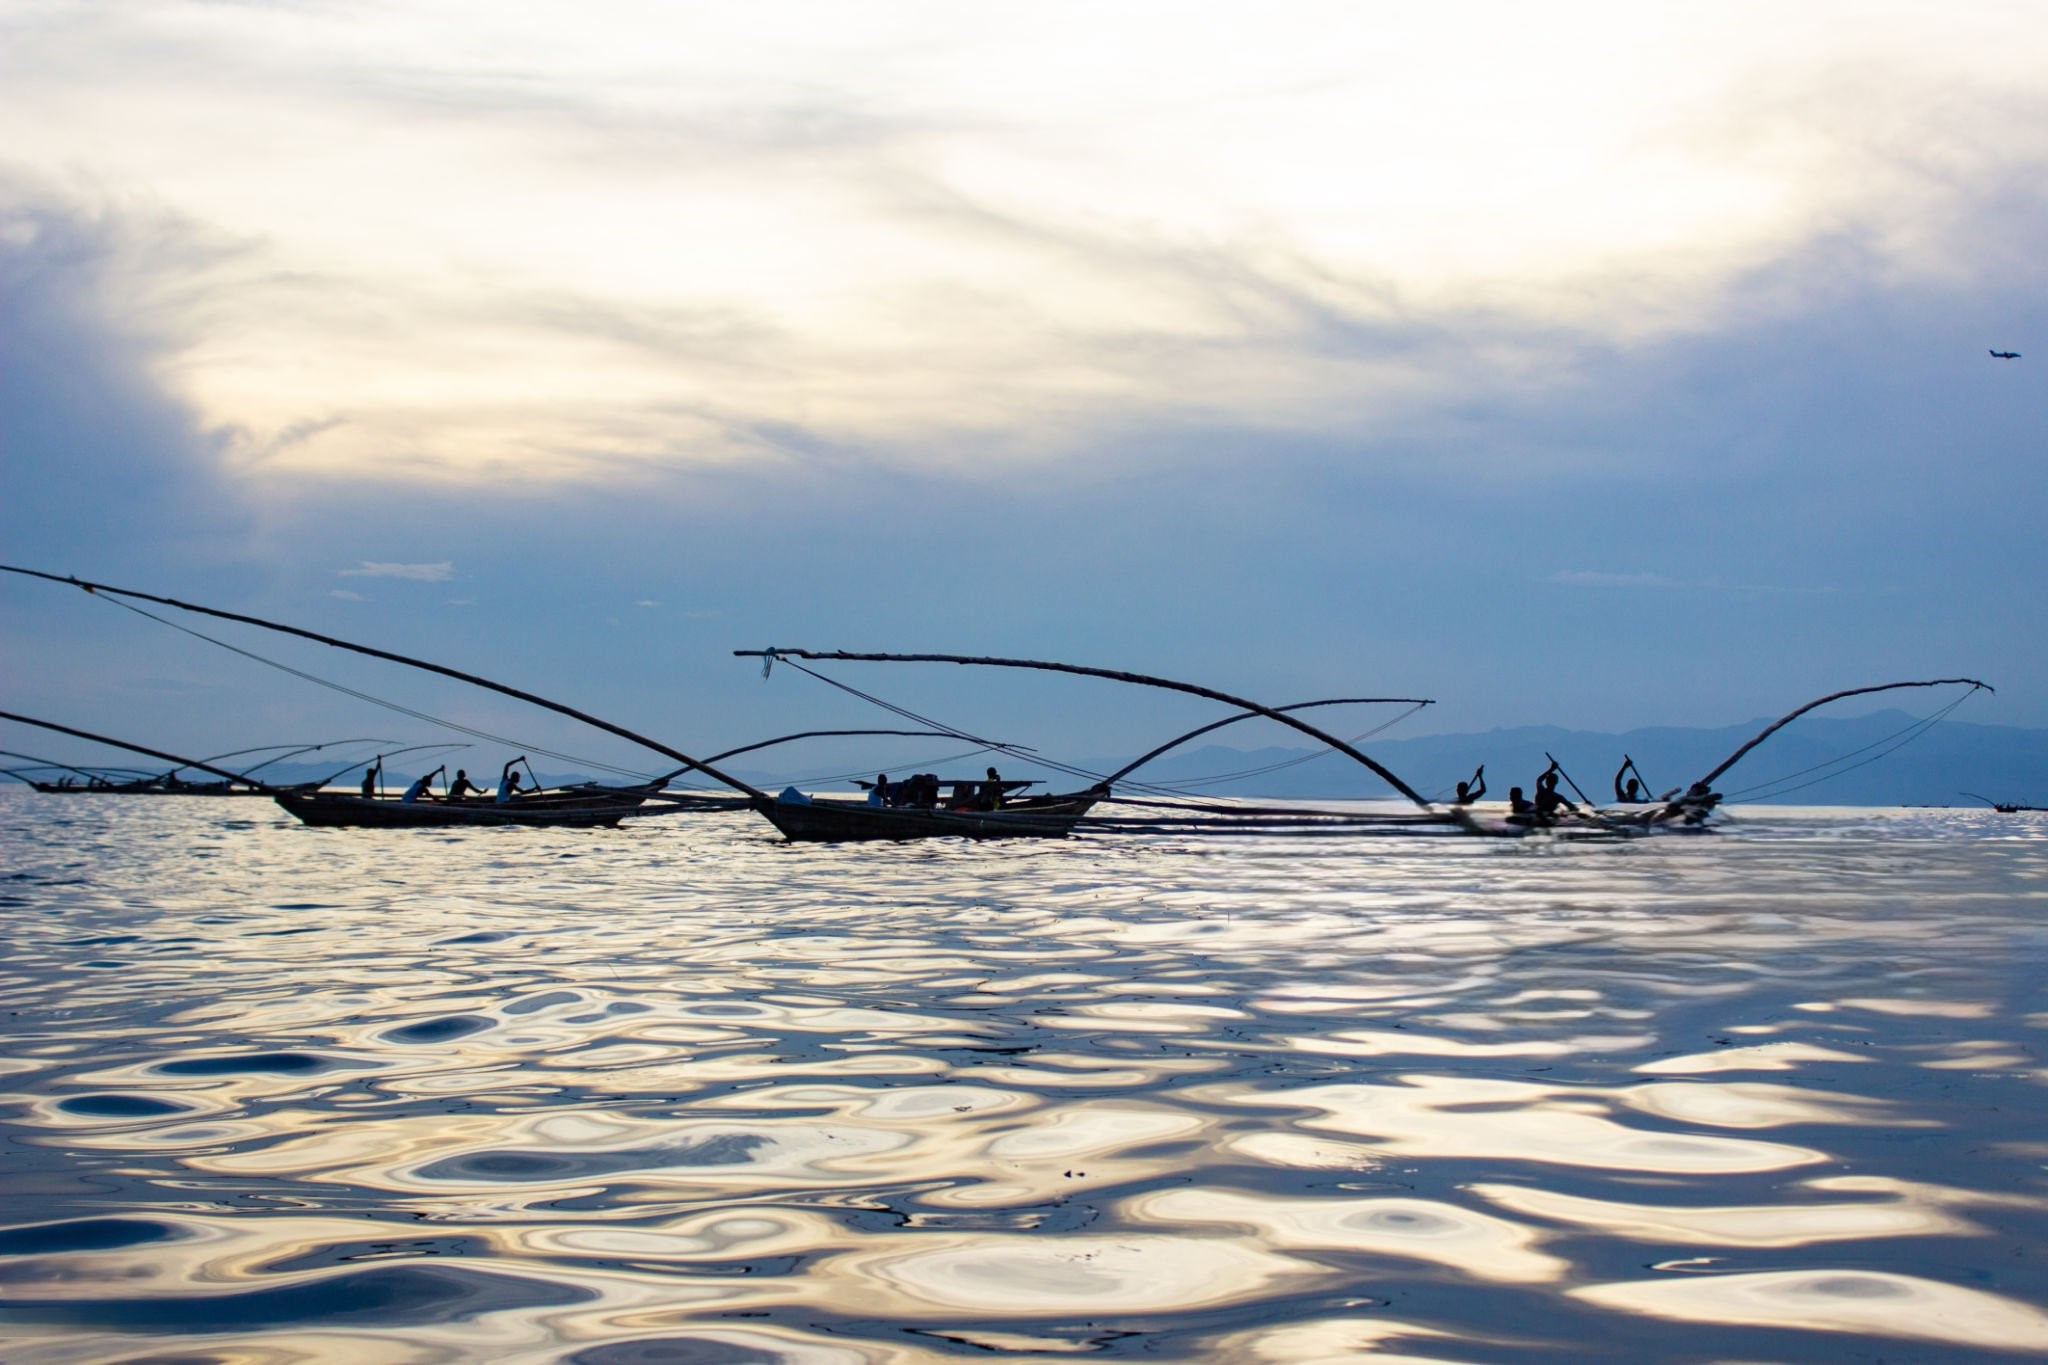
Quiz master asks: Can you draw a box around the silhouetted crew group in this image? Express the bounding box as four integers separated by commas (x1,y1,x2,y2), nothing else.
869,767,1010,811
355,762,530,803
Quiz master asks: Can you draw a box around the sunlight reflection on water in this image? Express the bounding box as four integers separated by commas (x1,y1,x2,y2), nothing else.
1,794,2045,1361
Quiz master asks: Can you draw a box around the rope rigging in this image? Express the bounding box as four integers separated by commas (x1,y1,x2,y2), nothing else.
90,591,662,783
769,656,1431,804
1134,702,1431,791
1723,689,1977,802
772,657,1111,786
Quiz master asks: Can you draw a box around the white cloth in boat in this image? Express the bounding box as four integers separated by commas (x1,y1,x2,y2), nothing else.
401,776,432,804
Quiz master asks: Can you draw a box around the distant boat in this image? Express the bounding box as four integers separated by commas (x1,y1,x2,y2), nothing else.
10,737,393,797
30,775,312,796
1962,791,2046,814
1990,349,2021,359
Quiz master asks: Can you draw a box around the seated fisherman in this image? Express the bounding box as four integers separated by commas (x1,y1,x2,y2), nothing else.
868,774,890,807
446,768,481,800
1454,765,1486,805
1507,785,1534,817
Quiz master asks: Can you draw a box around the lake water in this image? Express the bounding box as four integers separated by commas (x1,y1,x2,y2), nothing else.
2,792,2045,1362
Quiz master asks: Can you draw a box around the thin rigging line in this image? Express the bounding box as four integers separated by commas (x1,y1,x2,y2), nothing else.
91,593,659,781
776,658,1427,800
1140,703,1430,790
1724,691,1973,801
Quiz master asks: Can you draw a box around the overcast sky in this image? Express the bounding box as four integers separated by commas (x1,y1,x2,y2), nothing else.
2,1,2042,784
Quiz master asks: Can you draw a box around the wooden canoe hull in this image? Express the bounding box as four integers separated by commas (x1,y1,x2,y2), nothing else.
274,792,637,828
754,792,1103,842
31,781,317,797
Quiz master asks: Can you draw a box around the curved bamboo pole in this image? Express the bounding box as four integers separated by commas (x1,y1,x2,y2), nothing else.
1694,678,1992,789
0,712,282,791
1,565,768,800
0,749,155,781
736,649,1435,808
237,738,396,779
1103,697,1431,786
649,728,1029,784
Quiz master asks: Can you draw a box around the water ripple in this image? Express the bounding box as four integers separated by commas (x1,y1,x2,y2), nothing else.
2,794,2045,1359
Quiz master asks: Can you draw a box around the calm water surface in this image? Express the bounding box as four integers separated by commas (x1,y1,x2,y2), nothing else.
2,791,2045,1362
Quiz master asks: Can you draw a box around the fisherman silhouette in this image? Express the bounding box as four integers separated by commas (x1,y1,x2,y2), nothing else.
1453,765,1487,805
1613,757,1648,803
495,760,527,804
361,757,382,799
868,773,890,807
446,768,480,800
402,766,444,804
1533,768,1578,818
982,766,1005,810
1507,785,1534,816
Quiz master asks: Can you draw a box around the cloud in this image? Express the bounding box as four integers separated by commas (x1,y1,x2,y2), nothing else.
338,562,455,581
327,588,369,601
8,6,2046,490
0,177,249,569
634,599,661,608
1551,571,1686,589
1550,571,1838,595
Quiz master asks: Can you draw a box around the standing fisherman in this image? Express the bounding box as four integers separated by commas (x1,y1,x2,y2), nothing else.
360,756,382,799
1454,765,1487,805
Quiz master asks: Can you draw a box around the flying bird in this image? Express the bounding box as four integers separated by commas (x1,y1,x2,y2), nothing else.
1989,349,2021,359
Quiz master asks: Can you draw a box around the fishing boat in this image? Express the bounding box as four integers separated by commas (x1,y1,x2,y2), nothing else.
1498,680,1995,833
274,789,641,829
1962,792,2046,814
1,567,784,837
753,784,1109,841
5,738,393,796
734,648,1450,841
27,774,317,796
0,713,313,805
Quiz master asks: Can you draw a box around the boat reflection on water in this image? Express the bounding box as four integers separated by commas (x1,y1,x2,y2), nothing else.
3,798,2047,1360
